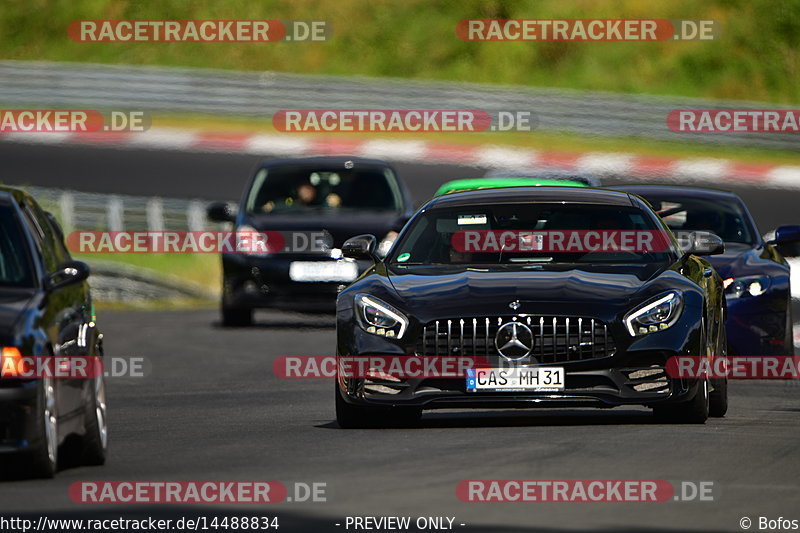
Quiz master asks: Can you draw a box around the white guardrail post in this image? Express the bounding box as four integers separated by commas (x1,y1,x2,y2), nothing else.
187,200,206,232
107,196,124,232
146,197,164,232
58,191,74,234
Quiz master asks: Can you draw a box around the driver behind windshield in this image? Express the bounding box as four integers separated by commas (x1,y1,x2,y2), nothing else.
261,177,341,213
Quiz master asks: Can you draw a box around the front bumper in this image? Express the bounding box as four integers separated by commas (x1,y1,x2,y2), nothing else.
336,354,700,410
222,254,369,313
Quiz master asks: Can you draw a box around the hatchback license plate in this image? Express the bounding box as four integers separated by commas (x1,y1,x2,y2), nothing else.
289,261,358,282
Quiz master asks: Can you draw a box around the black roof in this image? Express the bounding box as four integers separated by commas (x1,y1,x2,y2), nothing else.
426,186,636,209
612,184,740,201
257,156,394,169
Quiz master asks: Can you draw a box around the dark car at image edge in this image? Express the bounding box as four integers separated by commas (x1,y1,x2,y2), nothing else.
0,185,107,478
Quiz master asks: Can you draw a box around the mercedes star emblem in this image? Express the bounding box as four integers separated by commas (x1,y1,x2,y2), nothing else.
495,321,534,361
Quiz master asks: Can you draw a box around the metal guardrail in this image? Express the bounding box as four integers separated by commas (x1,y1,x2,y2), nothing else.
1,60,798,150
16,186,221,301
21,186,217,234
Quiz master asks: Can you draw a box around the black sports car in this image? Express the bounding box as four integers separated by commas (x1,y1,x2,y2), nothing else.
208,156,414,325
614,185,799,357
0,186,106,477
335,186,727,427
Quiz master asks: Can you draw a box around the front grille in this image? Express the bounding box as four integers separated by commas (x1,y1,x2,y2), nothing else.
416,316,615,363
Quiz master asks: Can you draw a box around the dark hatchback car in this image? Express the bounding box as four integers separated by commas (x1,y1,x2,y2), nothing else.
0,186,106,477
335,187,727,427
615,185,799,356
208,157,414,326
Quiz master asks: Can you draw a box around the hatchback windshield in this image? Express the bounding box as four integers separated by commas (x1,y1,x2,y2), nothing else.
640,196,756,245
245,165,403,214
390,203,679,265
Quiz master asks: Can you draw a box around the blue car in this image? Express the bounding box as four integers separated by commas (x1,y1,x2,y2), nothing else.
615,185,800,357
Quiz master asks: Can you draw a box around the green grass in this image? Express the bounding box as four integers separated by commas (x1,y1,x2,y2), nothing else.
1,0,799,103
74,252,221,291
72,250,222,310
74,252,220,310
94,298,217,312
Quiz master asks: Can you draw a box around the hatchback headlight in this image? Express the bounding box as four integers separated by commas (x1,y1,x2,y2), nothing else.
355,294,408,339
624,291,683,336
236,225,271,257
723,276,770,298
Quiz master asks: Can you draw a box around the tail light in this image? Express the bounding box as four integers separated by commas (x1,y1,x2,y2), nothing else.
1,347,29,377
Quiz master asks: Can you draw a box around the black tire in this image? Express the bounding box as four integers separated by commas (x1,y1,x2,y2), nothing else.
654,377,709,424
710,320,728,417
785,302,795,356
656,317,712,424
29,376,58,478
81,372,108,466
709,377,728,417
335,383,421,429
221,305,252,327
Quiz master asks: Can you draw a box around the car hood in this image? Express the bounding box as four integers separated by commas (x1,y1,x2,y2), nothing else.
247,212,403,247
705,243,774,279
385,262,683,319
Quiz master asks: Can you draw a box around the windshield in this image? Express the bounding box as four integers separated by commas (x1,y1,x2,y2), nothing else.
642,195,756,245
0,206,35,288
390,202,679,266
245,165,403,215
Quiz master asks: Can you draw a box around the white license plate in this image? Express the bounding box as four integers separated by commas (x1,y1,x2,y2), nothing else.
466,367,565,392
289,261,358,282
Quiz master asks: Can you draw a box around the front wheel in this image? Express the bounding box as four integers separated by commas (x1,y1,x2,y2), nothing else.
710,321,728,417
81,372,108,465
709,378,728,417
221,304,252,327
30,376,58,478
785,303,795,356
654,377,709,424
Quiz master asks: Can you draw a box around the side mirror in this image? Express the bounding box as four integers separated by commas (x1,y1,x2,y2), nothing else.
769,225,800,258
207,202,237,223
770,225,800,245
342,234,378,261
682,231,725,256
46,260,90,292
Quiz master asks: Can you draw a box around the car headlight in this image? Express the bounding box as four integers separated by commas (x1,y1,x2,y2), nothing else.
355,294,408,339
236,225,271,257
723,276,770,298
624,291,684,336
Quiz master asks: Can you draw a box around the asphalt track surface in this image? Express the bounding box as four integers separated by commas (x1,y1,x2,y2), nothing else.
1,141,799,532
0,141,798,231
